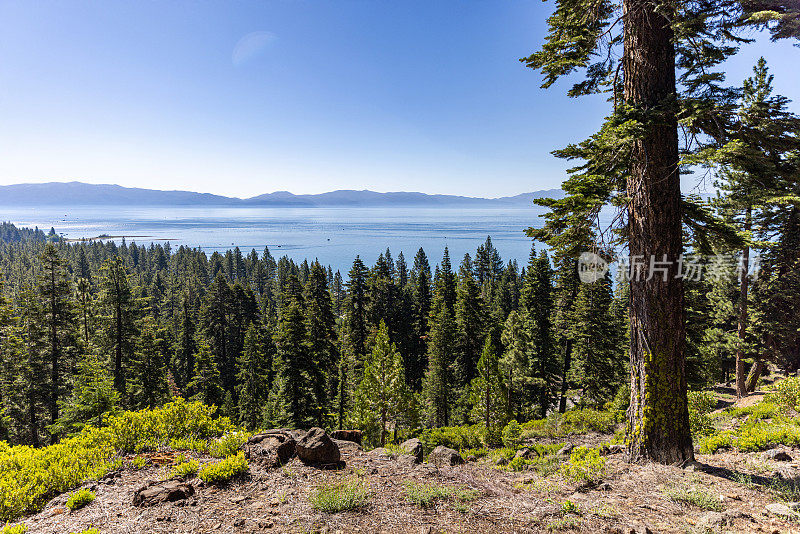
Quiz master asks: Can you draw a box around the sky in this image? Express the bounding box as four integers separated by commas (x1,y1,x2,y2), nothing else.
0,1,797,199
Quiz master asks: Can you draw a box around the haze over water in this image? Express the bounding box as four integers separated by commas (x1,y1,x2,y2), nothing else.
0,205,552,272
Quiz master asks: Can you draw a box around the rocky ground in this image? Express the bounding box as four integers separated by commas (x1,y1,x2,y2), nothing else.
19,400,800,533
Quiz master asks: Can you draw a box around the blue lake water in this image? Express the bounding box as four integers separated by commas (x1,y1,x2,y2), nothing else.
0,205,551,272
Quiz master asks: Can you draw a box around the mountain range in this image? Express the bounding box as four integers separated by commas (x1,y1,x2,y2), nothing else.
0,182,563,207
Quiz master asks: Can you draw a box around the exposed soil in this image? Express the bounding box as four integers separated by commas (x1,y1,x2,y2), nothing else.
20,435,800,534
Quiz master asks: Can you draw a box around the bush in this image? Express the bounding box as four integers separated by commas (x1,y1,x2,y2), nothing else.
1,524,26,534
169,459,199,479
197,452,248,484
688,390,717,437
663,483,723,511
558,446,606,483
0,398,235,522
766,377,800,413
402,481,478,508
309,478,370,512
419,425,484,451
66,488,95,511
697,431,735,454
208,431,251,458
502,420,522,449
519,409,617,440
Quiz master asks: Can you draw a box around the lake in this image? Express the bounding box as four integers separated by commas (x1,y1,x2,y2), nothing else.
0,205,549,272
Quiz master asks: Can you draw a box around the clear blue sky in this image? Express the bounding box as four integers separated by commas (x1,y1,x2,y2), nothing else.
0,1,797,198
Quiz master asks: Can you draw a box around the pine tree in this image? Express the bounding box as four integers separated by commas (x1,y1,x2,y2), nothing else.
519,0,778,463
128,317,168,410
454,254,484,422
469,335,507,431
236,322,274,430
703,58,800,395
270,276,314,428
353,321,409,446
568,271,625,405
38,243,77,439
499,310,531,420
304,262,337,425
408,248,432,390
520,250,559,418
99,256,138,398
188,338,223,407
422,295,456,427
51,350,119,435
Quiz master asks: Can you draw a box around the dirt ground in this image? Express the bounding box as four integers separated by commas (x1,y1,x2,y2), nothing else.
19,436,800,534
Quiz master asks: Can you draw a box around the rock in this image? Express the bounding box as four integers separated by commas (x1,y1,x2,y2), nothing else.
244,431,296,467
296,427,341,466
333,439,362,454
766,502,796,517
429,446,464,467
557,444,575,457
133,481,194,507
400,438,424,463
515,448,533,460
368,447,392,457
698,511,725,528
397,454,419,467
495,456,509,466
331,430,362,445
627,526,653,534
606,444,625,455
764,448,793,461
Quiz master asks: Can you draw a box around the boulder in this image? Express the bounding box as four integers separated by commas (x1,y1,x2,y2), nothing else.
397,454,420,467
243,431,296,467
764,448,793,462
296,427,341,466
557,444,575,457
368,447,392,457
331,430,362,445
766,502,796,517
429,446,464,467
133,481,194,507
400,438,424,463
515,448,533,460
333,439,362,454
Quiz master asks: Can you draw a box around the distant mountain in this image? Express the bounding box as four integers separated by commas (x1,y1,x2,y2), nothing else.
0,181,564,207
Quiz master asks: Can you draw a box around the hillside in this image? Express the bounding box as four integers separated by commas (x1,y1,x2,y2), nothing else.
7,380,800,534
0,182,563,207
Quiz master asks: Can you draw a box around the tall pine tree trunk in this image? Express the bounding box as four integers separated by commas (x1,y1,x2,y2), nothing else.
735,209,752,398
623,0,694,464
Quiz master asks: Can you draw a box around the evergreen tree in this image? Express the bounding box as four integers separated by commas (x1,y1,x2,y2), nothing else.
469,335,507,431
188,338,223,407
51,350,119,435
270,276,314,428
38,243,77,438
353,321,409,446
304,262,337,425
422,294,456,427
128,317,168,410
99,256,138,398
237,322,274,430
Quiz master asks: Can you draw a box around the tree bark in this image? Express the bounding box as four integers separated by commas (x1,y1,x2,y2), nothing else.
735,209,752,398
745,359,764,392
623,0,694,464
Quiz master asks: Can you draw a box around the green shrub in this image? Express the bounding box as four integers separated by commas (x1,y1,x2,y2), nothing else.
508,456,530,472
66,488,95,511
419,425,484,451
726,401,778,420
697,431,735,454
688,390,717,437
0,398,235,522
558,446,606,483
663,483,723,511
736,419,800,452
402,481,478,508
131,456,147,469
519,409,617,440
1,523,26,534
309,478,369,512
502,420,522,449
169,459,199,479
560,499,580,515
766,377,800,413
208,431,251,458
169,436,210,453
197,452,248,484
